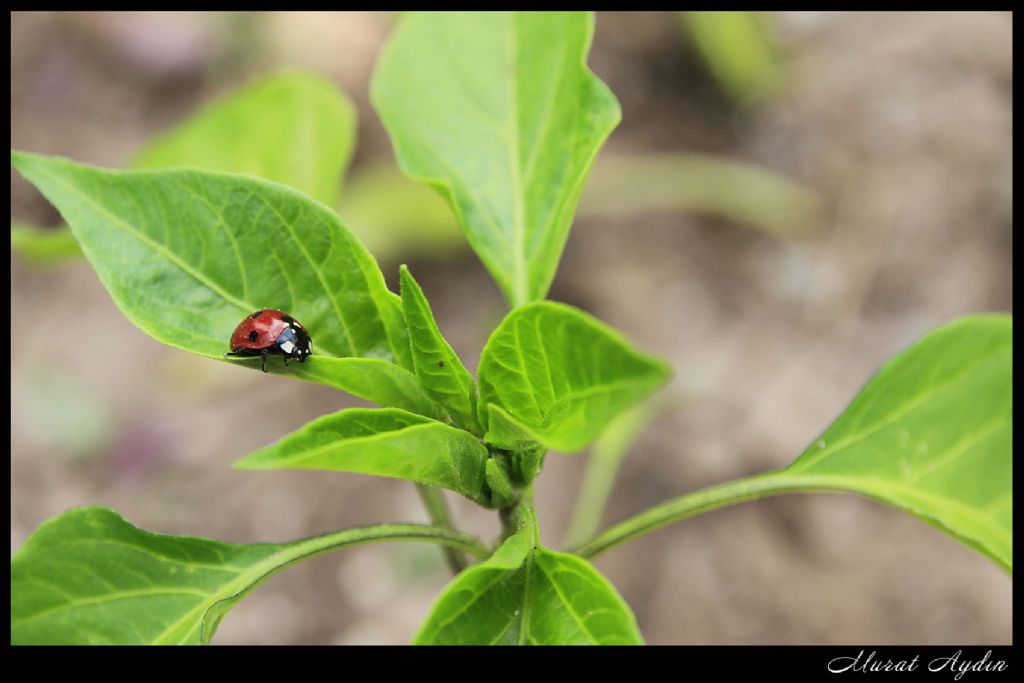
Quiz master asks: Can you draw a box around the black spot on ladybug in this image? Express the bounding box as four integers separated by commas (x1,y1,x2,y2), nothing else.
249,310,263,319
437,360,445,368
248,330,259,342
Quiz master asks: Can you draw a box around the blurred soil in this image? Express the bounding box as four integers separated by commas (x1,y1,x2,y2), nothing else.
10,12,1012,644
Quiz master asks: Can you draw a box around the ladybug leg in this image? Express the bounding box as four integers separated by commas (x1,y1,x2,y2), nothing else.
261,349,269,373
283,356,290,367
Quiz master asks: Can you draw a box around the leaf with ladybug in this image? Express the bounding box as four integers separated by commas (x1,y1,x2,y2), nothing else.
219,307,445,417
10,151,427,406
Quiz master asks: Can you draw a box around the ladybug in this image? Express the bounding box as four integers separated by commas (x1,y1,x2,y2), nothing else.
225,309,312,372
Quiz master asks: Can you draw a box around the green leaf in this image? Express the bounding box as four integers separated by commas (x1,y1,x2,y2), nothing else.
10,223,82,264
399,265,482,434
11,151,413,375
785,315,1013,569
11,506,489,645
576,316,1013,573
234,408,493,506
11,74,357,270
372,11,620,307
133,71,356,207
414,506,643,644
477,302,671,453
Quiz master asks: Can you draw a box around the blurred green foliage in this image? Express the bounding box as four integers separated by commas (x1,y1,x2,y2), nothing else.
680,11,785,106
10,222,82,265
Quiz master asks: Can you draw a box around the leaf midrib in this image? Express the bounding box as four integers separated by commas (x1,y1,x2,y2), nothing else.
11,587,209,630
791,342,1010,471
28,158,378,361
531,551,600,644
504,15,528,307
30,162,254,315
242,420,467,470
154,524,489,644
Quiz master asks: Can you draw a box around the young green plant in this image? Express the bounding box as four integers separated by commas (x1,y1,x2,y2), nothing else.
10,12,1011,645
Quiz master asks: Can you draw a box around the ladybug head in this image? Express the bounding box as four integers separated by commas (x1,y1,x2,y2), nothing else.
275,324,312,362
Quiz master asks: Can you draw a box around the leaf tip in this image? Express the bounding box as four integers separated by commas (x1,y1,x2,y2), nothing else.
11,149,37,171
653,356,674,382
231,454,264,471
398,263,426,302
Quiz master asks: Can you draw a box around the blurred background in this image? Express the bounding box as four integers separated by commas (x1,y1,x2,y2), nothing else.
10,11,1012,644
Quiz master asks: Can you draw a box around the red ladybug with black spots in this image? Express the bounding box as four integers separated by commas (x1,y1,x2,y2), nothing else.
226,309,312,372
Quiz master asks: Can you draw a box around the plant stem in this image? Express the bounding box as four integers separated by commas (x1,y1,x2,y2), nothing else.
499,505,517,541
291,522,492,562
499,484,534,543
416,484,468,574
572,469,833,558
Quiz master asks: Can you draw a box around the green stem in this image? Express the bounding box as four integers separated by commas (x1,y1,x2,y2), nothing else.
289,521,491,561
572,469,826,558
498,484,534,544
416,484,469,573
499,506,517,542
